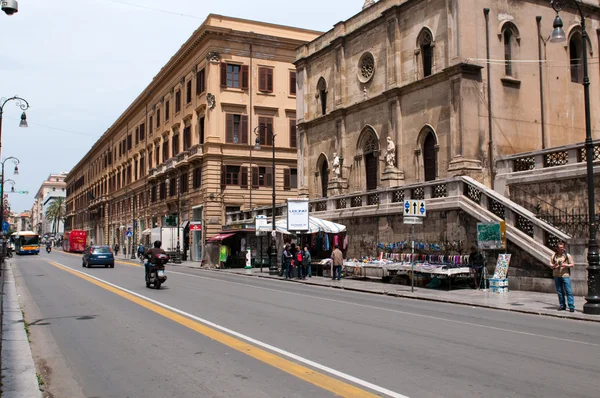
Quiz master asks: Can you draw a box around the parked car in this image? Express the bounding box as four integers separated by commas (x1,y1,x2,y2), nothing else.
82,246,115,268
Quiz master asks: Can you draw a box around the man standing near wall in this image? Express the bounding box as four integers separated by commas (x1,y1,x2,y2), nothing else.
550,242,575,312
331,245,344,280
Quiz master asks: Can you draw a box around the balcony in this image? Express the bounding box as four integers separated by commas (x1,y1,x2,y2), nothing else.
148,167,157,181
175,151,189,168
187,144,203,163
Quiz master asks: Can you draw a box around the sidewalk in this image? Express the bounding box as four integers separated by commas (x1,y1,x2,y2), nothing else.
207,267,599,323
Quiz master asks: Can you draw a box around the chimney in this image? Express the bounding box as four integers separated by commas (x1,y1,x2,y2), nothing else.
363,0,376,10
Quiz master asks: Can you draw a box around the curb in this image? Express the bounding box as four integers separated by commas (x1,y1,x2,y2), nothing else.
206,269,600,323
1,262,43,397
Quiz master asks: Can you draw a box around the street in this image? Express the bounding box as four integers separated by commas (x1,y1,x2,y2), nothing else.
10,251,600,398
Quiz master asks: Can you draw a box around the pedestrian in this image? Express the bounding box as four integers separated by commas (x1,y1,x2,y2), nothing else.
302,246,312,278
290,243,299,279
331,244,344,280
469,245,485,289
113,243,120,256
283,244,293,279
550,241,575,312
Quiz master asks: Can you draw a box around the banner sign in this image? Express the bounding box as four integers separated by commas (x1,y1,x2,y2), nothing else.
477,222,506,250
287,198,309,233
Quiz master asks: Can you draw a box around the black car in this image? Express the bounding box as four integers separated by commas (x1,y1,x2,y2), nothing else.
82,246,115,268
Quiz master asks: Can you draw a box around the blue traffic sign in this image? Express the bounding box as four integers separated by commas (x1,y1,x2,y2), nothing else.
1,221,9,233
126,231,133,238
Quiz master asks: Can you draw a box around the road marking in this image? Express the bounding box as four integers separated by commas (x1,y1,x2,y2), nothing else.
166,270,600,348
47,261,406,398
58,250,141,267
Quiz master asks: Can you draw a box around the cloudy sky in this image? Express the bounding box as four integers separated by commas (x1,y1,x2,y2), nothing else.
0,0,360,213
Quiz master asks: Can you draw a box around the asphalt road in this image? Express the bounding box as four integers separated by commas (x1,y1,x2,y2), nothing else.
10,250,600,398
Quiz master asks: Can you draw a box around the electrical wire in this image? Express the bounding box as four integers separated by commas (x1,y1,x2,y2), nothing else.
93,0,203,19
3,115,99,138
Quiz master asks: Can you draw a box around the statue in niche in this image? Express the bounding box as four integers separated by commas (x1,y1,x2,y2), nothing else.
385,136,396,168
332,152,341,178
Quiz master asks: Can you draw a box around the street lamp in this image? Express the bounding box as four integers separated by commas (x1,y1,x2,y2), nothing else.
549,0,599,314
249,136,261,209
253,125,278,275
165,175,182,264
0,157,19,230
0,96,29,160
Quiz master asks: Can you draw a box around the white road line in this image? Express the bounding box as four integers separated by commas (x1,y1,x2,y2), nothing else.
51,261,408,398
166,270,600,348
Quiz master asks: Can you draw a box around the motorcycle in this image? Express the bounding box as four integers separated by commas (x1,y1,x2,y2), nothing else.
46,246,52,253
145,253,169,289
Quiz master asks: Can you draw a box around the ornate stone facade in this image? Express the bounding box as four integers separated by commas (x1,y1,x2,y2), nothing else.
295,0,600,199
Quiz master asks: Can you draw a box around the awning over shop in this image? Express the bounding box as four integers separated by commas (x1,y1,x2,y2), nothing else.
207,232,237,242
141,229,152,236
258,216,346,235
180,221,190,229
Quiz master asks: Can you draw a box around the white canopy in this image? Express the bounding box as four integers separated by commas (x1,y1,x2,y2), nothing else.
258,216,346,235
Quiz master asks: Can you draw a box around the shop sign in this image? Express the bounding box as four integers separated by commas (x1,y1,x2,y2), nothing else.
255,215,268,236
190,222,202,231
403,216,423,225
287,198,309,233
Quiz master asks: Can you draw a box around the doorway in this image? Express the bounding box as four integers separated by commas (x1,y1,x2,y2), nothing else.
423,132,437,181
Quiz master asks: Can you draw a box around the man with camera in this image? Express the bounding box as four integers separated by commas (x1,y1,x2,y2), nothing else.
550,242,575,312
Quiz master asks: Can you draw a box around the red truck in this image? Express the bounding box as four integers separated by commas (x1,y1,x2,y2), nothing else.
62,230,87,253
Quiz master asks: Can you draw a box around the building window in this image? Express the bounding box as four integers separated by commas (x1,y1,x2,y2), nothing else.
172,133,179,156
159,182,166,200
175,90,181,113
220,63,248,89
148,149,153,169
418,29,434,77
362,128,379,191
134,160,138,180
127,135,132,151
165,100,170,121
224,165,241,186
193,167,202,189
504,29,513,76
155,146,160,165
183,126,191,151
254,166,273,187
140,123,145,141
258,67,274,93
135,127,139,146
139,155,145,177
284,168,297,190
226,114,248,144
570,31,583,84
423,129,437,182
258,117,273,146
151,185,157,202
317,77,327,116
156,109,160,127
196,68,205,95
168,177,177,197
199,117,205,144
358,52,375,83
180,172,189,193
289,119,297,148
290,71,296,95
162,138,169,162
149,116,153,134
186,80,192,104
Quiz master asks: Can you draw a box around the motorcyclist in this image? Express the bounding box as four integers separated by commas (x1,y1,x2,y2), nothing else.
46,241,52,253
143,240,166,279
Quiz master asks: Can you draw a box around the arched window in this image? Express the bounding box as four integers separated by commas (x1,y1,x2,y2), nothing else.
317,154,329,198
423,131,437,182
418,29,434,77
569,31,583,83
504,29,513,76
361,128,379,191
317,78,327,116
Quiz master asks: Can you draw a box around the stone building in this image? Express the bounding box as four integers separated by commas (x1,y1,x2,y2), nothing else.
65,15,320,260
31,173,68,236
295,0,600,197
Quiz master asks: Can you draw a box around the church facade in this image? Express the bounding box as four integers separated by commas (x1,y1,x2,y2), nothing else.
295,0,600,198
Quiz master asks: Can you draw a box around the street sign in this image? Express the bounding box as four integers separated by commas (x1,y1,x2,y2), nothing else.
126,231,133,238
403,216,423,225
190,222,202,231
403,200,426,217
1,221,9,233
255,215,267,236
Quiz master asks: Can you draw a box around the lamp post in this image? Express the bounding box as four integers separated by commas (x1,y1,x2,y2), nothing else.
549,0,599,314
165,175,182,263
130,190,136,260
0,157,20,230
253,125,278,274
0,96,29,161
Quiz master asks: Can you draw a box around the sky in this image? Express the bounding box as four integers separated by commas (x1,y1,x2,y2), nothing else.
0,0,361,213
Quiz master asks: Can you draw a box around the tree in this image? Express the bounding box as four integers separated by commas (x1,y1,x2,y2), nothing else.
44,197,66,235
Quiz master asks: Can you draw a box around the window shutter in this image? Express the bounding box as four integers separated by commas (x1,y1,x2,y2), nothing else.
220,63,227,87
241,115,248,144
252,166,259,188
241,167,248,188
259,68,266,92
284,169,290,190
266,167,273,187
221,165,226,188
290,71,296,95
267,119,274,146
226,114,233,143
241,65,249,89
267,68,273,93
290,119,297,148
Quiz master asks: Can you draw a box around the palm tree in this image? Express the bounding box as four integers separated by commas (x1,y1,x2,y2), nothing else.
45,197,66,235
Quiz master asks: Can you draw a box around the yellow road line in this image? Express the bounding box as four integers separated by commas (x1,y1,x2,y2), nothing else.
47,261,382,398
57,250,140,267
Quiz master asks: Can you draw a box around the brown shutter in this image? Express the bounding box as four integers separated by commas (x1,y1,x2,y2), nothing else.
241,167,248,188
241,65,249,89
221,165,226,188
220,63,227,87
258,67,266,92
290,119,297,148
267,68,273,93
252,166,259,188
290,71,296,95
267,119,274,146
266,167,273,187
284,168,290,190
226,114,233,143
241,115,248,144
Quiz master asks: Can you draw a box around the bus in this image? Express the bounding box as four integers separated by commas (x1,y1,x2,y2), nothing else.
13,231,40,255
62,230,87,253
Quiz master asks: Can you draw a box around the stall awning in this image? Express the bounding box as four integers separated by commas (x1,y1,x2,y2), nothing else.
259,216,346,235
141,229,152,236
207,232,236,242
180,221,190,229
